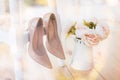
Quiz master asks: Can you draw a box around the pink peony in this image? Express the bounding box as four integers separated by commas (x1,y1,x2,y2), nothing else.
83,33,100,46
65,18,110,46
95,22,110,40
75,21,102,46
75,23,100,46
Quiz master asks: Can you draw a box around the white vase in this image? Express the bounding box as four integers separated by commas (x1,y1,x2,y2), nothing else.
71,38,93,71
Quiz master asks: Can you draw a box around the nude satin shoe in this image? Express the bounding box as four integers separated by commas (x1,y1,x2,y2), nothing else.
28,18,52,69
43,13,65,60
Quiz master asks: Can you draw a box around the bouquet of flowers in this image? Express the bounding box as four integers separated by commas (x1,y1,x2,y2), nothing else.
66,18,110,46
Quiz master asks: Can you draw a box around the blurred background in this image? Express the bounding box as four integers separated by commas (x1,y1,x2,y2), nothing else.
0,0,120,80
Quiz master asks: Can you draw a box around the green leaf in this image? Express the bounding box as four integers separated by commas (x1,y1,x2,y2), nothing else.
66,22,76,38
83,20,97,29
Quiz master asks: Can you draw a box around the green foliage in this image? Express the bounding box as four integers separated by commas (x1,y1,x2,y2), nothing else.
66,22,76,38
83,20,96,29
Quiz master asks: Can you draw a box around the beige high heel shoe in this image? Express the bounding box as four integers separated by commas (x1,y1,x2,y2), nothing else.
43,13,65,60
28,18,52,69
